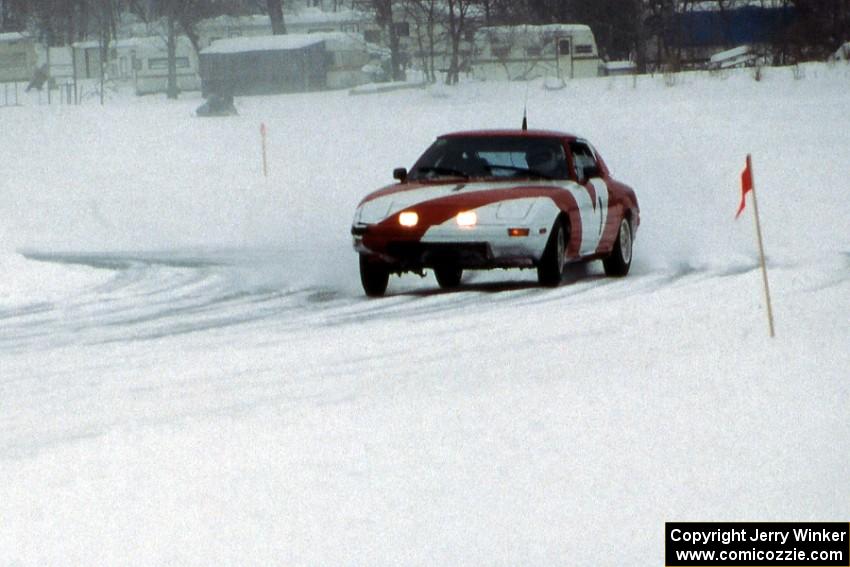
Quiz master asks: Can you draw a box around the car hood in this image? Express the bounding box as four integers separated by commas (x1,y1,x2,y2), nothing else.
356,179,572,224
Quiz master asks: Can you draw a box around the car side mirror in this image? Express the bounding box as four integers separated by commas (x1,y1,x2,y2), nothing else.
393,167,408,182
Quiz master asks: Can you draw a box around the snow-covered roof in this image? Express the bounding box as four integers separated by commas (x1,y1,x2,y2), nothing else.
202,32,369,55
197,9,369,32
0,32,30,43
689,0,788,10
73,36,193,50
477,24,593,39
202,34,324,55
288,7,370,25
710,45,751,63
113,36,194,50
72,40,101,49
603,60,637,71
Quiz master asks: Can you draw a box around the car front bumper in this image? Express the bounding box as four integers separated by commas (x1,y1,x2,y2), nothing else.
352,222,550,270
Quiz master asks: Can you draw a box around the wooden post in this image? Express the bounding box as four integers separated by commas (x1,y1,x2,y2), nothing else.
260,122,268,177
555,37,560,80
747,154,776,338
72,45,79,105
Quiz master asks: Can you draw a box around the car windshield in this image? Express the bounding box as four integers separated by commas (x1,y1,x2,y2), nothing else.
408,136,570,181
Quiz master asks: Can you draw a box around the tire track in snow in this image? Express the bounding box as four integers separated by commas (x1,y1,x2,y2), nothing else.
0,251,332,351
0,249,807,352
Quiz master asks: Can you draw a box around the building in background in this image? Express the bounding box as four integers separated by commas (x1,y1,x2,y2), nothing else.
72,36,200,95
472,25,601,81
196,8,370,49
199,32,375,96
116,36,201,95
0,32,36,83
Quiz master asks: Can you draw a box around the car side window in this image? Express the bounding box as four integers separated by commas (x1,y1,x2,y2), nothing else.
569,142,600,182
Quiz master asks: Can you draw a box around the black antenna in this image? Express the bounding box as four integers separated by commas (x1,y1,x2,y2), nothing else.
521,82,530,131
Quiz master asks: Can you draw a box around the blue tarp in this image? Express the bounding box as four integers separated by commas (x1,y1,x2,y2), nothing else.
665,6,796,47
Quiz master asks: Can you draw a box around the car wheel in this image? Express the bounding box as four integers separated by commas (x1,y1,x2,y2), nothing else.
603,217,633,277
537,217,567,287
434,265,463,289
359,255,390,297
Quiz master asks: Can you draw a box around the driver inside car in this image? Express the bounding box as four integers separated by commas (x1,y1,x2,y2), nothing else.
525,145,567,178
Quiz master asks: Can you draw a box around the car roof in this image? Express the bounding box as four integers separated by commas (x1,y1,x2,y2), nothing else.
438,129,580,141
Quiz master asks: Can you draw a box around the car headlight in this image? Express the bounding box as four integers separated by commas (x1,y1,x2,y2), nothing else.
399,211,419,227
456,211,477,227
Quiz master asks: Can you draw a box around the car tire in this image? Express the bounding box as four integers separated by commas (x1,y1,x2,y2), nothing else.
434,265,463,289
603,217,633,277
537,217,567,287
359,255,390,297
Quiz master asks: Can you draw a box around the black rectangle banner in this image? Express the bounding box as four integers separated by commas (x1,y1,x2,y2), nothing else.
666,522,850,567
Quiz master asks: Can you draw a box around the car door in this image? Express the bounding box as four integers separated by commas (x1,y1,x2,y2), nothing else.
568,140,609,256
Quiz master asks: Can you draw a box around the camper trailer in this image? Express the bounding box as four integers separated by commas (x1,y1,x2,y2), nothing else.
73,36,201,95
472,24,601,81
0,32,37,83
115,36,201,95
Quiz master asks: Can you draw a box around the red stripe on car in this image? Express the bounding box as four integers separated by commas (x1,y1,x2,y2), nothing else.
362,186,583,258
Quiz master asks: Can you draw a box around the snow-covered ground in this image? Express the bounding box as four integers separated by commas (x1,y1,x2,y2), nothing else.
1,64,849,565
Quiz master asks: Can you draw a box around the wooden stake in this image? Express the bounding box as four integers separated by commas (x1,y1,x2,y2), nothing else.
747,154,775,337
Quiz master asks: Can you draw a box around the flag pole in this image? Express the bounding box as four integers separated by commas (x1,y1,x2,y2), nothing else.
747,154,775,338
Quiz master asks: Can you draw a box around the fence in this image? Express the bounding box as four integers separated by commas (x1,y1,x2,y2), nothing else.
0,78,119,107
0,81,20,106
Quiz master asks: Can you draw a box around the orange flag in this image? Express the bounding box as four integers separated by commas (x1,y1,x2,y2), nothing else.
736,155,754,219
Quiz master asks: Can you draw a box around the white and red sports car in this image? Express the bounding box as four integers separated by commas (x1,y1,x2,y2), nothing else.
351,129,640,296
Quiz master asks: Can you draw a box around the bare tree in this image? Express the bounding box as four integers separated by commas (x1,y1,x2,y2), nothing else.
142,0,181,99
11,0,93,45
404,0,440,81
357,0,406,80
128,0,186,99
444,0,473,84
267,0,286,34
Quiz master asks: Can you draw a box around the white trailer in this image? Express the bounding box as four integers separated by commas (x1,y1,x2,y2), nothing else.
472,24,601,81
73,36,201,95
115,36,201,95
0,32,37,83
